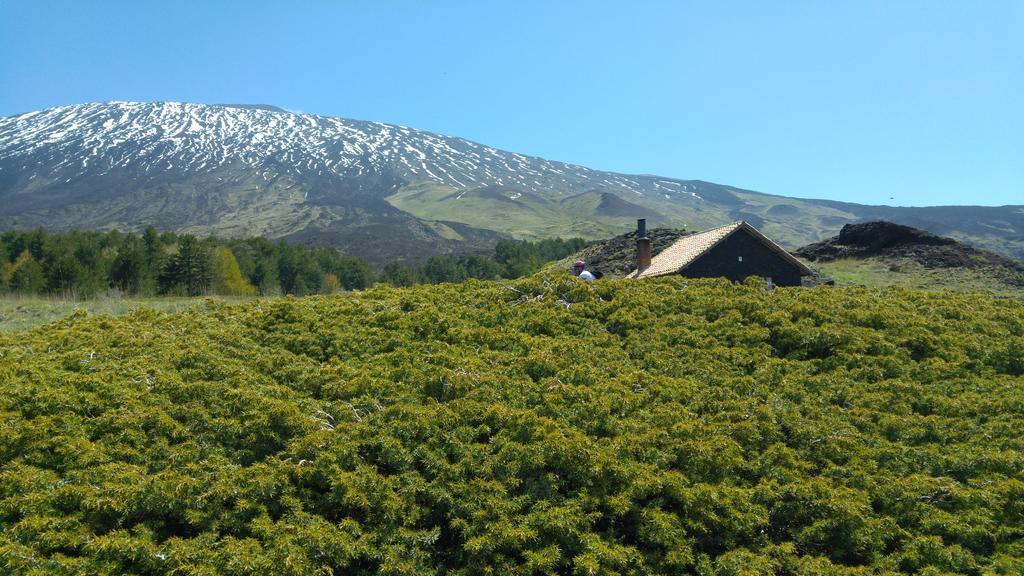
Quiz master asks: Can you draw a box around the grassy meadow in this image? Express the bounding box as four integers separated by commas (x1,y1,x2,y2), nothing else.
0,295,257,333
812,258,1024,299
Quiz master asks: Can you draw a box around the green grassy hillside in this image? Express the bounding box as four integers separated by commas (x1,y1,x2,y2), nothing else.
2,277,1023,574
811,258,1024,299
794,221,1024,298
384,182,864,249
385,183,654,241
386,181,1024,263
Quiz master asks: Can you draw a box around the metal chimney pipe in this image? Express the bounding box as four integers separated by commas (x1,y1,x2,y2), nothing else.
636,218,652,270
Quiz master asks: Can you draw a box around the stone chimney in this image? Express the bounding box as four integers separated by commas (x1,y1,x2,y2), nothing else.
636,218,652,271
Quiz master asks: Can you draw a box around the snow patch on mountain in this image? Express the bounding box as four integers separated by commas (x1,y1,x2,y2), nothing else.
0,102,697,201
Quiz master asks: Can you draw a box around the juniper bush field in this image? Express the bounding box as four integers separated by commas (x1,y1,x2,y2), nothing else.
1,274,1023,575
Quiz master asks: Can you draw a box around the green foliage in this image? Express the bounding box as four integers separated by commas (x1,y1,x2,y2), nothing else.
813,257,1024,298
379,261,417,287
381,237,586,286
1,277,1022,574
421,253,503,284
111,238,156,295
494,237,587,279
0,229,373,298
5,251,46,294
276,242,371,295
0,230,580,297
327,253,372,292
0,295,247,333
160,235,213,296
212,246,259,296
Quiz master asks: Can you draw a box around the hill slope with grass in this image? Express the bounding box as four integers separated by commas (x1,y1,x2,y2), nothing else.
797,221,1024,296
1,275,1023,574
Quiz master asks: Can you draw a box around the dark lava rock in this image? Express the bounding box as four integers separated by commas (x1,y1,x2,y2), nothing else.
799,221,987,266
837,221,956,251
797,221,960,262
571,228,689,278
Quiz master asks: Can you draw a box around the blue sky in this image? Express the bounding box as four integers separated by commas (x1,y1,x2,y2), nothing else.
2,1,1021,206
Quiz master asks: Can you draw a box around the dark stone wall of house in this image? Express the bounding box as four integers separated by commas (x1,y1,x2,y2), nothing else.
682,231,805,286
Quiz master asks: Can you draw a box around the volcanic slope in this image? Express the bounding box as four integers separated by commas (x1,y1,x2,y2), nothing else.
797,221,1024,295
1,102,1023,262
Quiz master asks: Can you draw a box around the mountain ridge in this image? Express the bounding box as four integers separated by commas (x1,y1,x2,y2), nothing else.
1,101,1022,263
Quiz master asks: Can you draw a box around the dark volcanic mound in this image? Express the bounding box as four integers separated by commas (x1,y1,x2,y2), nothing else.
797,221,1024,285
571,228,689,278
833,220,955,250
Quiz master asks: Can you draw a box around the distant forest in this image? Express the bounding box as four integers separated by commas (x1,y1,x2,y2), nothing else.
0,228,585,297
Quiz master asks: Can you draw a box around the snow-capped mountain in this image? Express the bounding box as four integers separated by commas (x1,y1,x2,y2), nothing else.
1,101,1022,263
0,101,701,200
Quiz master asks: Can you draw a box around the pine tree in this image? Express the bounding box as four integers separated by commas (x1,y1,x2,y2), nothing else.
143,225,165,273
380,262,418,287
161,236,212,296
112,241,153,295
333,256,372,290
46,253,86,295
0,239,9,292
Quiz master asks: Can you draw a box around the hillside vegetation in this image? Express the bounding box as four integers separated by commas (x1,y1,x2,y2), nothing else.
0,295,248,334
796,222,1024,298
0,228,372,298
1,276,1023,575
0,228,585,301
811,259,1024,299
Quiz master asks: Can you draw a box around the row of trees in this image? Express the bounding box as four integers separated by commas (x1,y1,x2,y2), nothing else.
0,229,587,297
378,237,587,286
0,228,372,297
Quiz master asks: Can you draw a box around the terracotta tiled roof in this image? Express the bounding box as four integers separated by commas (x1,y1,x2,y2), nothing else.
630,221,812,278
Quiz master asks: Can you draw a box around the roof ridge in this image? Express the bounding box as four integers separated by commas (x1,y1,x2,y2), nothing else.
734,222,814,276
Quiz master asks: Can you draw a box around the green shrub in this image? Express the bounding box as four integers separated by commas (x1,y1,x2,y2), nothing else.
0,277,1022,574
